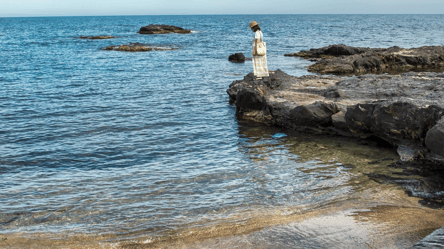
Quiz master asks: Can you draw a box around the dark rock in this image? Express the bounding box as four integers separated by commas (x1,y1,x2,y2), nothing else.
229,53,246,63
80,36,115,39
104,43,178,52
236,88,266,110
332,111,349,132
345,103,376,134
138,24,191,34
324,44,369,56
412,226,444,248
227,70,444,161
285,44,371,59
426,118,444,158
286,44,444,75
372,101,443,142
288,102,337,127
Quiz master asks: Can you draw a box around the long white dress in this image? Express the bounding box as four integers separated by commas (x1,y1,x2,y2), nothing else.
252,30,269,78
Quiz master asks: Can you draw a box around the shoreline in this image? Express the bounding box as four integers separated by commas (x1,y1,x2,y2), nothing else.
2,127,444,248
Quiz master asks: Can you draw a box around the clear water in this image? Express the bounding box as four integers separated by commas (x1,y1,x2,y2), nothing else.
1,15,444,246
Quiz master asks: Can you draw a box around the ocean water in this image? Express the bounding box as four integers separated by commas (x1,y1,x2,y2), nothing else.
1,15,444,247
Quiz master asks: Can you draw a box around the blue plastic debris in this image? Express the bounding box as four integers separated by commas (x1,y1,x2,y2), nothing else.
272,133,287,139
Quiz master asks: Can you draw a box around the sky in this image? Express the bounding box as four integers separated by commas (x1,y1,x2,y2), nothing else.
1,0,444,17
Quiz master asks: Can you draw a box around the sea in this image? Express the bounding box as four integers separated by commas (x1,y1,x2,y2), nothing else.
1,15,444,248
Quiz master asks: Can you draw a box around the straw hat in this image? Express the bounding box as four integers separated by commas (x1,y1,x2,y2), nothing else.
249,21,260,29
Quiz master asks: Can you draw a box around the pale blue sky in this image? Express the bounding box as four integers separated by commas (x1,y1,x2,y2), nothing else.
1,0,444,17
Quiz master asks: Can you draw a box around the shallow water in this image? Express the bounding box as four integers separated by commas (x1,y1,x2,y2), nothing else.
1,15,444,247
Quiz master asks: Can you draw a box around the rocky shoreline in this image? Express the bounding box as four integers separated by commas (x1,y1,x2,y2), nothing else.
227,70,444,162
285,44,444,75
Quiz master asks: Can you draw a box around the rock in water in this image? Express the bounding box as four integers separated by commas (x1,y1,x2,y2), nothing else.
285,44,444,75
79,36,115,39
138,25,191,34
229,53,246,63
104,43,178,52
227,70,444,161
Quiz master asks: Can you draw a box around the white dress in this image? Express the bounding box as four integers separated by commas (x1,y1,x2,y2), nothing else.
252,31,269,78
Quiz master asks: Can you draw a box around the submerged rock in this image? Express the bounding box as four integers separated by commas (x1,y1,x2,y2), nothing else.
229,53,246,63
227,70,444,161
285,44,444,75
80,36,115,39
138,24,191,34
104,43,178,52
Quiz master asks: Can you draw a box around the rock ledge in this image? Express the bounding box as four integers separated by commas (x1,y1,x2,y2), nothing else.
285,44,444,75
228,70,444,161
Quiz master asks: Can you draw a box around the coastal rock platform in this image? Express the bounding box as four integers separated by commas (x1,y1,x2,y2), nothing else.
227,70,444,161
285,44,444,75
138,24,191,34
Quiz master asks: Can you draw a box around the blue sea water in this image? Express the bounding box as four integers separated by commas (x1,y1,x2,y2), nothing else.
1,15,444,246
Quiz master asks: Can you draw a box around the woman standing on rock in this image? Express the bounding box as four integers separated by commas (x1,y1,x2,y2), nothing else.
250,21,269,79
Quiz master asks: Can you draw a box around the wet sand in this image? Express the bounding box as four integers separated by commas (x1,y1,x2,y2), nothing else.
4,200,443,248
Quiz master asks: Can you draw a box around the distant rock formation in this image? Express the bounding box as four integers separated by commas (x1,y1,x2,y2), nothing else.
229,53,246,63
285,44,444,75
104,43,178,52
138,25,191,34
227,70,444,161
80,36,115,39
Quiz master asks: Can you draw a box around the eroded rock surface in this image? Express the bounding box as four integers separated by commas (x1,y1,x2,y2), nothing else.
285,44,444,75
138,24,191,34
228,70,444,160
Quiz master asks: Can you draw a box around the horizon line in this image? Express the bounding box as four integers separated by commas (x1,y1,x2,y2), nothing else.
1,13,443,18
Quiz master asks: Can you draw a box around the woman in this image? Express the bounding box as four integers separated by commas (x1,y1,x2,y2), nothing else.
250,21,269,79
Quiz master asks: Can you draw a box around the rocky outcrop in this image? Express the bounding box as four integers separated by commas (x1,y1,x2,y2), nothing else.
227,70,444,161
229,53,246,63
104,43,178,52
138,25,191,34
80,36,115,39
412,225,444,248
285,44,444,75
